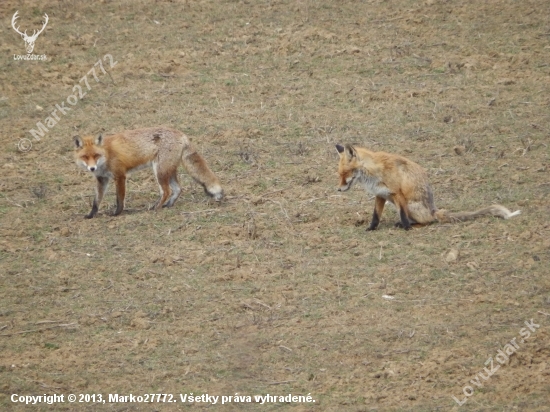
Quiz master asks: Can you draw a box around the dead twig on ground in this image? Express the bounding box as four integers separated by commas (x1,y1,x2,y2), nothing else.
0,323,78,337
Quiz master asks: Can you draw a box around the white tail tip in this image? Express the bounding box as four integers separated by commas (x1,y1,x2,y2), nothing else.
506,210,521,219
207,184,224,201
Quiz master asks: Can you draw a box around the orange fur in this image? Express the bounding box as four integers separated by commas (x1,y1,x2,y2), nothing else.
75,127,223,218
336,144,520,230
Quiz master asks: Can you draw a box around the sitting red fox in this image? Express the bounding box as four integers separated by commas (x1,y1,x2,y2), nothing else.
75,127,223,218
336,144,520,230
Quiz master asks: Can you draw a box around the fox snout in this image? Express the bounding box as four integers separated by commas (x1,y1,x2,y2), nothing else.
88,165,96,172
338,184,351,192
337,175,353,192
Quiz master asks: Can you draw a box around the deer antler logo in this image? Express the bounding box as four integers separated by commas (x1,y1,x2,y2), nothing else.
12,11,49,54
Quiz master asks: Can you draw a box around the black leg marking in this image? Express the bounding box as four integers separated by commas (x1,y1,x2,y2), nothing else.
367,196,386,231
85,176,109,219
398,208,411,230
367,209,380,231
112,176,126,216
85,202,98,219
395,216,418,227
113,200,124,216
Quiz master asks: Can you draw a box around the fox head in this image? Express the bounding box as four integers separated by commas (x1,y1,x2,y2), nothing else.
74,134,105,173
336,143,360,191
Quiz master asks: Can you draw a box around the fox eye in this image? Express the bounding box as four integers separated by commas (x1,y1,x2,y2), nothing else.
93,154,101,160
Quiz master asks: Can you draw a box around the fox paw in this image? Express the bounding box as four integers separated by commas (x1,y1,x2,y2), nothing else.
394,222,411,230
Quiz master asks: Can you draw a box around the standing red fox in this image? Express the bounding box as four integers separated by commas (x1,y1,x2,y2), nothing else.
74,127,223,218
335,144,520,230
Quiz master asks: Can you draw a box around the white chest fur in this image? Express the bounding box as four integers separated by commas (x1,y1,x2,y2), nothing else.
92,157,112,178
357,172,391,199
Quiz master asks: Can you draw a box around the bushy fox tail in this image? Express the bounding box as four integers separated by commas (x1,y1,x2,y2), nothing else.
435,205,520,223
181,145,224,201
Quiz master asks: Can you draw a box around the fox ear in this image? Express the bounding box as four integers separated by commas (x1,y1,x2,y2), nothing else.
344,144,357,159
73,135,83,149
335,144,345,155
95,134,103,145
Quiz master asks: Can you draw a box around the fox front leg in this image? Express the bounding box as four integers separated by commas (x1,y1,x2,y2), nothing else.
366,196,386,231
86,176,109,219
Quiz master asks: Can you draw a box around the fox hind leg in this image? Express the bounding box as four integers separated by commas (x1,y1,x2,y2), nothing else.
393,208,412,230
395,217,428,228
401,201,436,228
163,174,182,208
395,215,417,228
392,193,412,230
152,161,173,209
154,176,172,210
154,175,172,210
113,175,126,216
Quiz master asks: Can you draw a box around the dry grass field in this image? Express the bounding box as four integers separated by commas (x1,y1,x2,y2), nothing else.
1,0,549,410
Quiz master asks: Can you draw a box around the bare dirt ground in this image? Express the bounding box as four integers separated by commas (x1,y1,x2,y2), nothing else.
1,0,549,410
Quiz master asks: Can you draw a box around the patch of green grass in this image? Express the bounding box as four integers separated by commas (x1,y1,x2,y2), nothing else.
44,342,59,350
150,74,165,82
